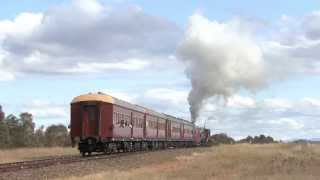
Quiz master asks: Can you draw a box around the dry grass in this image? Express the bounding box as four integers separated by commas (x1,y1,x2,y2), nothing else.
1,144,319,180
0,147,78,163
62,143,320,180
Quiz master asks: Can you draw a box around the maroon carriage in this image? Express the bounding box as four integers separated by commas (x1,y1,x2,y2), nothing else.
70,92,209,156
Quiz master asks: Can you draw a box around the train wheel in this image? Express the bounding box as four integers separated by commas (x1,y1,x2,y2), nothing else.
132,142,136,152
103,148,108,154
81,152,86,157
139,142,142,151
104,144,110,154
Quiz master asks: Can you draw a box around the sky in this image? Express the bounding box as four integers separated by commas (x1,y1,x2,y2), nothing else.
0,0,320,140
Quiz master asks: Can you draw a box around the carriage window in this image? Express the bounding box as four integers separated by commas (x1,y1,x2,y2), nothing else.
120,120,125,127
136,118,139,128
115,112,118,124
87,106,97,121
138,118,140,127
116,112,119,124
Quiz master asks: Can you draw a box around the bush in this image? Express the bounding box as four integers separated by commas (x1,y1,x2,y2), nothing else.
45,125,70,147
209,133,235,145
238,135,276,144
0,109,71,149
0,120,10,148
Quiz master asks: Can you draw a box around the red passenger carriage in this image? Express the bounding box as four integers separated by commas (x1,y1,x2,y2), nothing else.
70,92,210,156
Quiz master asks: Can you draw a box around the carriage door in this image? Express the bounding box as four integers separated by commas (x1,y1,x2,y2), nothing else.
166,120,171,139
83,104,99,137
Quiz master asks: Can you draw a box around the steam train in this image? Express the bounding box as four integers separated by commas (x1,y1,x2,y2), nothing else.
70,92,210,156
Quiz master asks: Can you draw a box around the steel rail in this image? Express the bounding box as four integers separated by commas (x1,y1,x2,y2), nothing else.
0,150,152,173
0,145,204,174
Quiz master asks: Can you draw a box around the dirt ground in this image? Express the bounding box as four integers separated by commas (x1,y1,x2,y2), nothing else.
1,143,320,180
0,147,78,163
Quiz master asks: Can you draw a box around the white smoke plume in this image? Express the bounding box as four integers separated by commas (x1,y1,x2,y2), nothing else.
177,14,268,123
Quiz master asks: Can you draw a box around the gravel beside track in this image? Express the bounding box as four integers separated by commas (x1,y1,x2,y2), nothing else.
0,151,145,173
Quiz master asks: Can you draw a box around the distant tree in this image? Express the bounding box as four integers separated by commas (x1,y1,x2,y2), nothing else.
237,135,276,144
258,134,266,143
252,135,275,144
45,124,69,147
4,113,36,147
238,136,254,144
34,126,46,147
6,114,25,147
247,136,254,143
209,133,235,145
0,120,10,148
0,108,71,149
20,113,35,146
265,136,274,143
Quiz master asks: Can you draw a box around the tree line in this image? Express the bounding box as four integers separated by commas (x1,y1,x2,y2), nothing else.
208,133,277,145
0,112,70,149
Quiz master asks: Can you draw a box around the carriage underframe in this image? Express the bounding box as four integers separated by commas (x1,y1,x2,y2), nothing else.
78,137,195,156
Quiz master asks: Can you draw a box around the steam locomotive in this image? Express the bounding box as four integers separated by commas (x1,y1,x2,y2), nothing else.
70,92,210,156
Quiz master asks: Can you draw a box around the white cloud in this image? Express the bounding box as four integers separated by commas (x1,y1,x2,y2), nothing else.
200,96,320,140
143,88,188,105
301,97,320,106
0,50,15,81
72,0,104,16
102,88,189,119
227,95,256,108
303,11,320,40
0,13,43,80
64,59,149,73
22,100,68,120
1,2,320,84
103,89,137,103
0,0,181,79
0,12,43,38
262,98,292,109
268,118,304,130
0,70,15,81
263,11,320,77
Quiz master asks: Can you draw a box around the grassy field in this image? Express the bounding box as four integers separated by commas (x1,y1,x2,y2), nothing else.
62,143,320,180
1,144,319,180
0,147,78,163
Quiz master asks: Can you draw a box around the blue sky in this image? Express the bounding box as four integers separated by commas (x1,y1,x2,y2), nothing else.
1,0,320,140
2,0,320,21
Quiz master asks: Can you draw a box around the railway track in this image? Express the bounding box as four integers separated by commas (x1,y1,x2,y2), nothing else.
0,151,142,173
0,146,203,173
0,155,80,173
